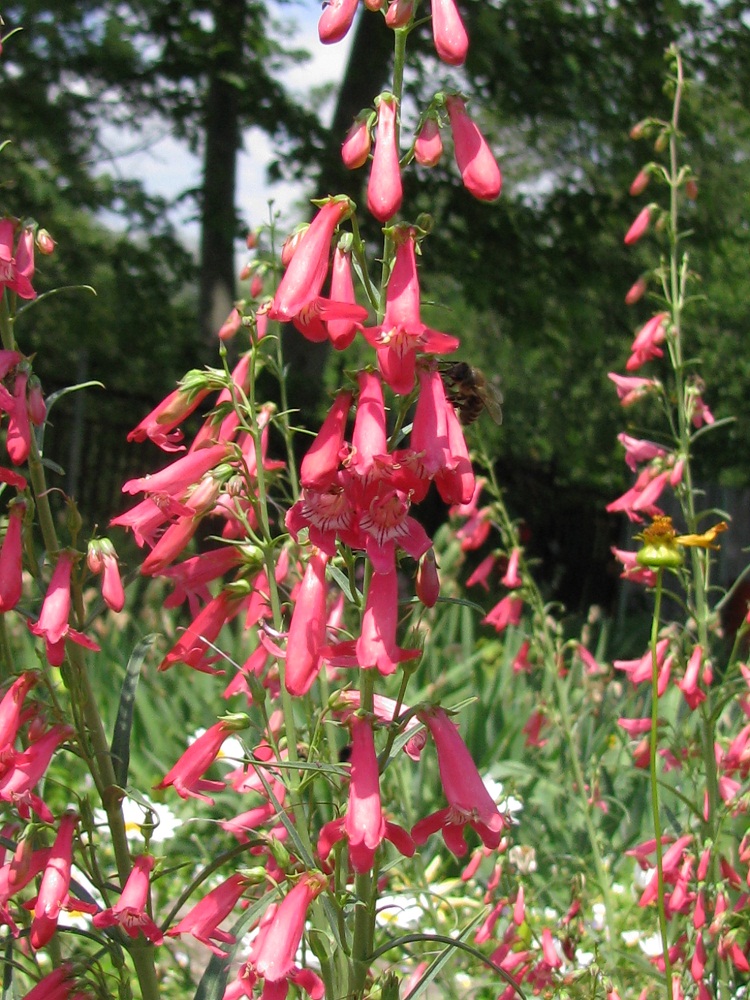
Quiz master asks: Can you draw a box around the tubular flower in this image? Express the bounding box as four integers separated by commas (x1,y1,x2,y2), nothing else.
362,228,460,394
446,95,502,201
318,715,415,871
0,671,38,761
29,551,100,666
285,549,330,696
227,873,328,1000
431,0,468,65
87,538,125,612
326,245,361,348
270,198,367,340
0,724,74,822
301,391,353,489
0,501,25,611
93,854,163,943
367,94,403,223
155,716,249,804
624,205,652,245
627,312,668,371
20,965,77,1000
0,220,36,300
29,813,78,950
167,873,250,956
412,707,506,854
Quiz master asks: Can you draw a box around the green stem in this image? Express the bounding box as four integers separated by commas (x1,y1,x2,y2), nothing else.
649,570,673,1000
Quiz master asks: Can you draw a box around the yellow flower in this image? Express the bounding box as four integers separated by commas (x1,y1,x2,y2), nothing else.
635,515,728,568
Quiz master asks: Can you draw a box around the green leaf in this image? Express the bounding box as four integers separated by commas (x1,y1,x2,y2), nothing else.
110,634,158,787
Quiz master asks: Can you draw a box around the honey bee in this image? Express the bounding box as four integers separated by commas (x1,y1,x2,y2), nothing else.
439,361,504,426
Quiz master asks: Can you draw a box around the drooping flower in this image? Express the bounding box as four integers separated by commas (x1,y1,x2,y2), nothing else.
627,312,668,371
20,965,77,1000
367,94,403,223
483,594,523,633
0,501,25,612
0,219,36,300
412,707,506,854
362,228,460,394
326,245,361,348
30,812,78,949
300,391,353,489
431,0,468,65
237,873,328,996
0,671,38,760
285,549,330,696
155,715,249,804
29,551,100,665
270,198,367,340
93,854,163,943
445,95,501,201
0,724,73,822
167,873,251,955
87,538,126,612
608,371,659,407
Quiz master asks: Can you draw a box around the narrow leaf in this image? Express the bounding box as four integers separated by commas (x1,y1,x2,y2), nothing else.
111,635,158,787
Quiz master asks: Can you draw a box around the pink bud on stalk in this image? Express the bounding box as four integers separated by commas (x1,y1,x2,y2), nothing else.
367,94,403,222
431,0,469,66
624,205,652,245
318,0,359,43
414,117,443,167
446,95,502,201
342,116,372,169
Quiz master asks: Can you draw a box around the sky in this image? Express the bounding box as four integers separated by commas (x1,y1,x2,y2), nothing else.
101,2,353,252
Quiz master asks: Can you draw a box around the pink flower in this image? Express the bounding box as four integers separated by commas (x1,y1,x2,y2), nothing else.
155,716,248,803
253,876,326,979
30,812,78,949
629,169,650,196
614,638,670,689
301,392,353,489
431,0,468,65
285,550,330,696
167,873,250,955
159,590,245,673
326,246,361,348
355,562,420,673
483,594,523,633
410,367,474,502
87,538,125,612
20,965,76,1000
363,229,460,394
342,117,372,169
0,502,25,611
501,548,522,588
679,645,707,710
446,95,502,201
412,707,505,854
617,433,667,472
270,199,366,339
624,205,652,244
5,369,32,464
625,275,648,305
229,873,328,998
0,220,36,300
93,855,163,943
414,117,443,166
319,0,359,43
385,0,413,26
522,709,548,748
627,312,667,370
608,372,658,407
367,94,403,222
0,671,38,758
0,724,73,822
29,551,101,665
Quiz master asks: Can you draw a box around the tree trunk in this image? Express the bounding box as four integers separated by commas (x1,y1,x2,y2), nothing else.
199,0,246,345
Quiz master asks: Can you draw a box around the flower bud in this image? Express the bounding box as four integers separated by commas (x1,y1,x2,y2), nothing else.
280,225,308,268
342,116,372,170
367,94,402,223
416,549,440,607
35,229,56,255
624,275,647,305
385,0,414,27
246,230,258,249
624,206,651,245
685,178,698,200
629,168,650,196
446,95,502,201
414,117,443,167
319,0,360,44
27,376,46,426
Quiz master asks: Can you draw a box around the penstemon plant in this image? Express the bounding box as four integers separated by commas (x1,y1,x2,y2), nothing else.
1,4,749,1000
